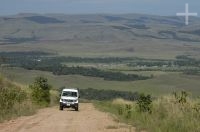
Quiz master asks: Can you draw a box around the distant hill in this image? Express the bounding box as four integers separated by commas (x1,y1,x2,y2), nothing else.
0,13,200,59
24,16,65,24
0,13,200,44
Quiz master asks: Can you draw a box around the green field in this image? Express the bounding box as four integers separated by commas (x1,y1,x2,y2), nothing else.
1,67,200,97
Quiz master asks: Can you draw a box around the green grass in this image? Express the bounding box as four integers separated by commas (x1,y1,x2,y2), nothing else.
1,67,200,97
94,97,200,132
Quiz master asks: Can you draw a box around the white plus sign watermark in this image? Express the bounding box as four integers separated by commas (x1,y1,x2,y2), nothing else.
176,3,198,25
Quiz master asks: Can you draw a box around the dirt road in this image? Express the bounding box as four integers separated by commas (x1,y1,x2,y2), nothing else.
0,103,135,132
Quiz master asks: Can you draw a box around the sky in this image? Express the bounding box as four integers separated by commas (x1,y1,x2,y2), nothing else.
0,0,199,16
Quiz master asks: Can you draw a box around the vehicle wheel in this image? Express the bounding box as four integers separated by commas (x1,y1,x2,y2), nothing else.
75,105,79,111
60,105,63,110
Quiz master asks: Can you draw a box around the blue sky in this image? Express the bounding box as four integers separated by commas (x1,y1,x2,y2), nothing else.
0,0,199,16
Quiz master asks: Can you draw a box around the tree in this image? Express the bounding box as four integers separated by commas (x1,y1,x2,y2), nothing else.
29,76,51,106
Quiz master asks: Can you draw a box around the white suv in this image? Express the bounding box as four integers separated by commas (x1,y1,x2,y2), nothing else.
59,88,79,111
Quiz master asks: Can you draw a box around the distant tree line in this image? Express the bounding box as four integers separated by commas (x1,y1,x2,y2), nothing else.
0,52,150,81
128,55,200,67
79,88,140,101
183,70,200,76
53,66,150,81
21,63,149,81
1,52,200,78
128,61,172,67
1,52,200,67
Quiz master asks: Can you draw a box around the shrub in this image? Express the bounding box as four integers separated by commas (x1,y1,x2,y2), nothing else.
29,76,51,106
136,93,152,113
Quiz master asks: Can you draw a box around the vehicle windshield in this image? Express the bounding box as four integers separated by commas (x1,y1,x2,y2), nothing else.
62,91,77,97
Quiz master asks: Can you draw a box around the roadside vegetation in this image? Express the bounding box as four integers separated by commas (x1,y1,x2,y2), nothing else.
95,92,200,132
0,75,58,122
0,76,36,122
29,76,51,106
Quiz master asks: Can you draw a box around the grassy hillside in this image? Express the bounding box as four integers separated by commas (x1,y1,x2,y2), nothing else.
0,76,36,122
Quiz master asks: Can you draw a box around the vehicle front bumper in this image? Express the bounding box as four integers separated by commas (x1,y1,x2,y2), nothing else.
60,102,78,108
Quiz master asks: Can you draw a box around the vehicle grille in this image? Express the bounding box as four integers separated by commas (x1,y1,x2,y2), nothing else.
63,99,74,102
